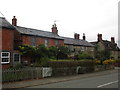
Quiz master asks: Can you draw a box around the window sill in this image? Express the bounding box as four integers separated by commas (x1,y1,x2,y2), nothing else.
1,62,10,64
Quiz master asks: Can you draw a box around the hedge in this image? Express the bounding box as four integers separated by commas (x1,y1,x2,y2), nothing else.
48,60,95,68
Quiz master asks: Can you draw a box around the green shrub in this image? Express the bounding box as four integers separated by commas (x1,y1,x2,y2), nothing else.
75,52,93,60
11,63,23,69
48,60,95,73
48,60,77,68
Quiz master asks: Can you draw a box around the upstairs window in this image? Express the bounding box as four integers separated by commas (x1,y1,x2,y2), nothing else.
31,37,36,46
45,39,49,47
1,52,10,64
55,40,59,46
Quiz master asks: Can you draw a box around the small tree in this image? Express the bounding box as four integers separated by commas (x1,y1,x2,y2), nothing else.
57,46,70,59
96,50,111,60
48,46,58,59
19,44,49,64
19,45,36,61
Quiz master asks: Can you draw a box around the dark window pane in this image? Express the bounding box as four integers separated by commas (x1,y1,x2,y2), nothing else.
2,58,9,62
14,54,20,62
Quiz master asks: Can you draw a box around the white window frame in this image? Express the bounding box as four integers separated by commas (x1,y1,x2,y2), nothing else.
13,53,21,63
45,39,49,47
55,40,59,46
1,52,10,64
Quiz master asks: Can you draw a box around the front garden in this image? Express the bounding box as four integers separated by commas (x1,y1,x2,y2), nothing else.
2,44,119,82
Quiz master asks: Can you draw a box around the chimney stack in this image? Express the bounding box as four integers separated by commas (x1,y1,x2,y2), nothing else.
52,23,58,34
74,33,80,39
111,37,115,43
12,16,17,26
83,33,86,40
98,34,102,41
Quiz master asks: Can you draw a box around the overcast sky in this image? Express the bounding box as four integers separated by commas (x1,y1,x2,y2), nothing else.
0,0,119,44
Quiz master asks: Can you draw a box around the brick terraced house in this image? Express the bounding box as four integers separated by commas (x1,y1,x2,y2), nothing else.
0,16,64,69
3,16,118,69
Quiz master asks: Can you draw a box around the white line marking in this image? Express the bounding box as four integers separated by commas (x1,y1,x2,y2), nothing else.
97,80,118,88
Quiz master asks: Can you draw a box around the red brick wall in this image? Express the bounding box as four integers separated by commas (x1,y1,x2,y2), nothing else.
0,29,2,50
2,64,11,69
59,40,64,46
22,35,64,47
36,37,45,46
48,38,55,47
1,28,14,69
14,30,21,40
22,35,31,45
2,28,14,51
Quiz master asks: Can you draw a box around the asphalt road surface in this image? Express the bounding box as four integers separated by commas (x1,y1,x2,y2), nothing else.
28,71,119,88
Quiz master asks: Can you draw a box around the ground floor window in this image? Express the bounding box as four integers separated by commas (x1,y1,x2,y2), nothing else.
1,52,10,64
13,53,21,63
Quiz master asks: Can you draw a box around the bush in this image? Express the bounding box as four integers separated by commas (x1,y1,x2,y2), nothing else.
48,60,77,68
75,52,93,60
11,63,23,69
103,59,116,65
48,60,95,73
95,60,101,65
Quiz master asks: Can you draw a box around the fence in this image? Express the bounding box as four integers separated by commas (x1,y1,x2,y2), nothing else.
2,65,115,82
94,65,114,71
52,67,77,76
2,67,42,82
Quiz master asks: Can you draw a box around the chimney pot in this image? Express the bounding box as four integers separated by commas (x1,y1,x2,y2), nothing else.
74,33,80,39
12,16,17,26
83,33,86,40
52,23,58,34
98,34,102,41
111,37,115,43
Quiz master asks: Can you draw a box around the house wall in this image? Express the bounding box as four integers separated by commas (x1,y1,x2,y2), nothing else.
1,28,14,69
22,35,64,47
0,29,2,50
20,35,64,63
110,51,119,60
58,40,64,46
85,46,95,58
2,28,14,51
36,37,45,45
65,44,95,58
97,42,105,51
21,35,31,45
96,41,120,60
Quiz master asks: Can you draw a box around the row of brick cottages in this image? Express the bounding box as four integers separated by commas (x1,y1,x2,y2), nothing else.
0,16,120,69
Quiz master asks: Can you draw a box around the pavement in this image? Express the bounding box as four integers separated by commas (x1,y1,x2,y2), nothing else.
2,69,119,89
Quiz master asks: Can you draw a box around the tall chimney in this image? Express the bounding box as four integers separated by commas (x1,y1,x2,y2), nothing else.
83,33,86,40
74,33,79,39
98,34,102,41
52,23,58,34
111,37,115,43
12,16,17,26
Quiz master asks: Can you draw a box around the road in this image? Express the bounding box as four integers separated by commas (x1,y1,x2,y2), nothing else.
28,71,119,88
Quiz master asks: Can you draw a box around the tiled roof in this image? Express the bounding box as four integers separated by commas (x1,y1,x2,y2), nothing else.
63,37,94,47
0,17,63,40
91,40,120,51
102,40,119,51
15,26,64,40
0,17,15,29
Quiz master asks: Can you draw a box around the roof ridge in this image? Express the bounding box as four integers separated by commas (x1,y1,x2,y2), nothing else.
16,26,52,33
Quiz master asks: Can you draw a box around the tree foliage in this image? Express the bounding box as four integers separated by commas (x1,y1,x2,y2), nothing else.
75,52,93,60
95,50,111,60
19,45,70,63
